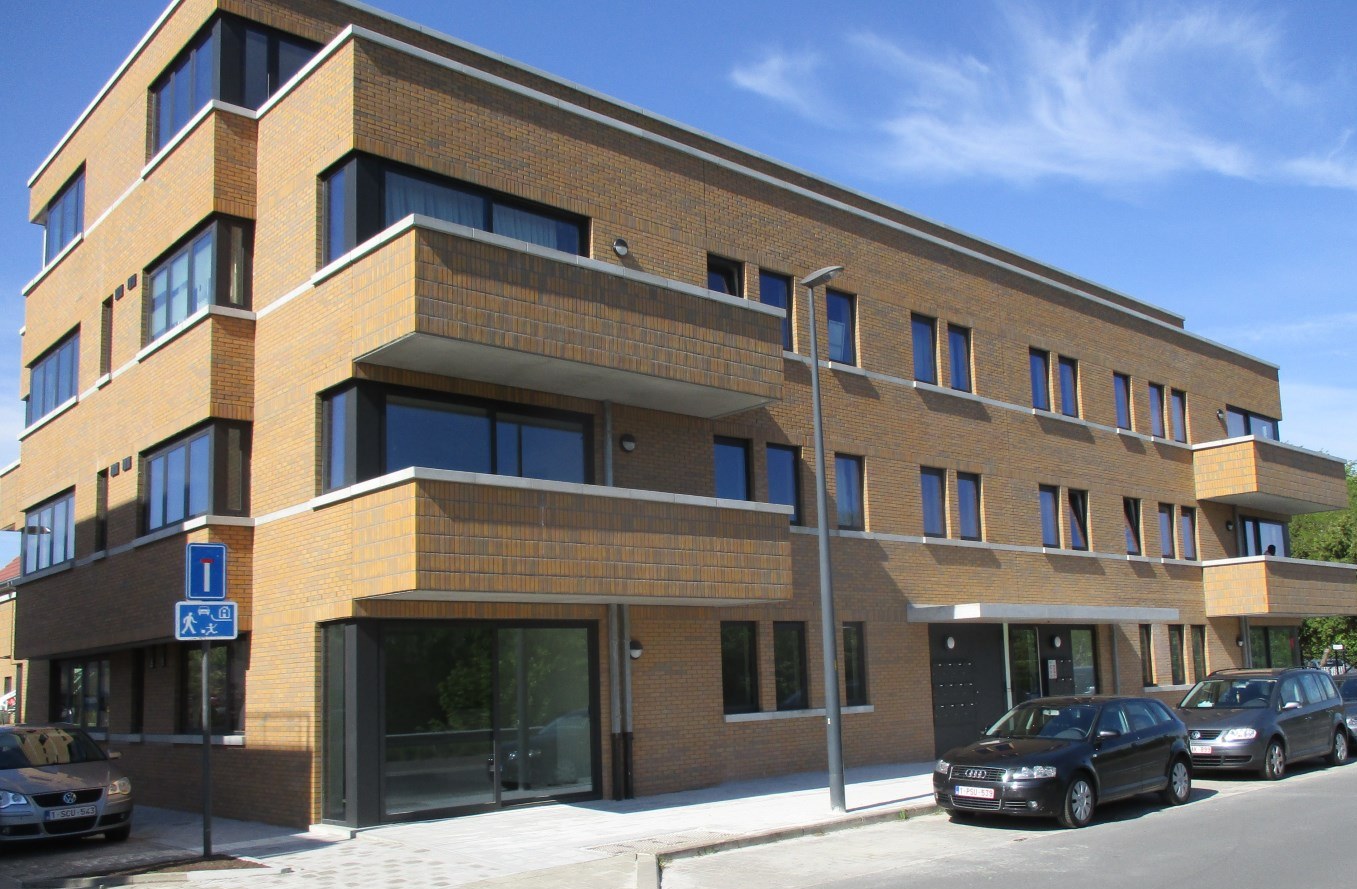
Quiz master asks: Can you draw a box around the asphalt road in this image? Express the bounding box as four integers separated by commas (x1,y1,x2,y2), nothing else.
664,759,1357,889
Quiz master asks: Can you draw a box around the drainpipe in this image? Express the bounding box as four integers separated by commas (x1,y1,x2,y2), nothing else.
1110,626,1120,694
1001,623,1013,709
604,404,625,799
1240,617,1252,668
621,604,635,798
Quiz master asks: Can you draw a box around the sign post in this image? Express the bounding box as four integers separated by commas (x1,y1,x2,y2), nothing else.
177,543,234,859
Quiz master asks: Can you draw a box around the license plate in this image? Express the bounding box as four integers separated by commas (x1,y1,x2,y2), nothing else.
954,785,995,800
1190,745,1212,755
45,805,97,821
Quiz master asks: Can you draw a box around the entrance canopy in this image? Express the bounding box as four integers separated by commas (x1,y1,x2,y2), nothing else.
907,603,1179,624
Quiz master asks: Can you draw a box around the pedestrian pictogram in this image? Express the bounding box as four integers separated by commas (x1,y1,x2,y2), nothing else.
175,601,238,641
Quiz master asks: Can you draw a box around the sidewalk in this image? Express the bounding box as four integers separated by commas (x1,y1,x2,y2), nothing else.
14,761,939,889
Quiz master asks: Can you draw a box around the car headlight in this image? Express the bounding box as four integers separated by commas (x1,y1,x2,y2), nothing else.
0,790,31,810
1221,728,1258,742
108,778,132,797
934,759,950,775
1007,765,1058,780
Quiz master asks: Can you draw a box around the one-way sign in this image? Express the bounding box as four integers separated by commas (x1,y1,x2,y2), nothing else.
175,601,238,641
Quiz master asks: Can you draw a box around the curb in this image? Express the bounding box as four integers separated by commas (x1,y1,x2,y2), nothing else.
20,860,291,889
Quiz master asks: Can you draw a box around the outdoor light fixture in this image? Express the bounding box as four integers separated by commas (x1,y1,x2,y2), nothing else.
618,433,637,453
1226,520,1235,532
1216,408,1225,422
1237,637,1245,647
613,238,629,257
628,640,643,660
945,636,956,650
1051,635,1063,649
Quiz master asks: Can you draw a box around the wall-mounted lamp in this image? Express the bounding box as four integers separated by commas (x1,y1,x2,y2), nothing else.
612,238,630,258
628,639,643,660
945,636,956,650
1225,520,1235,532
618,433,637,453
1236,636,1245,647
1051,634,1063,649
1216,408,1225,422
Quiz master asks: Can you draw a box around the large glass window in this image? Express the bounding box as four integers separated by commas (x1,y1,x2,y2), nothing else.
714,437,751,501
181,638,248,734
146,217,252,342
144,424,250,532
26,330,79,426
843,623,867,706
826,290,856,365
721,622,758,714
1179,506,1197,559
1158,503,1176,558
920,467,946,537
957,472,982,541
773,622,809,711
765,443,801,524
42,170,84,265
707,255,742,296
1067,489,1089,550
54,658,109,728
1029,349,1050,411
1123,497,1142,555
1148,384,1166,437
322,155,585,264
947,324,971,392
1191,625,1207,681
1169,625,1186,685
1140,624,1156,687
1058,356,1079,417
1170,388,1188,443
1250,626,1300,668
1113,372,1132,430
23,491,76,574
1226,406,1279,440
153,16,319,151
1071,628,1097,695
1242,516,1288,556
835,454,864,530
911,314,937,384
759,271,793,350
1039,485,1060,547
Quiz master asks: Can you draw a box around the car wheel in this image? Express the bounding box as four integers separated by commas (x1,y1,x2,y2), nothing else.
104,825,131,842
1261,739,1285,780
1327,730,1350,767
1161,758,1191,806
1057,775,1095,828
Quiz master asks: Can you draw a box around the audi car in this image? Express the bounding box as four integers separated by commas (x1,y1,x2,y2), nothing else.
0,724,133,842
934,696,1191,828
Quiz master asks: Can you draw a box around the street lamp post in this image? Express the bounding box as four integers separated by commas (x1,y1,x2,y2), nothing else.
801,264,846,813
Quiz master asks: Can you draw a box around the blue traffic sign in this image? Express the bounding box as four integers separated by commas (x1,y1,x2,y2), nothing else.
185,543,228,600
175,601,238,641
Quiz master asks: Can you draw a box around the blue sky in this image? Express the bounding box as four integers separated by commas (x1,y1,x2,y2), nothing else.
2,0,1355,480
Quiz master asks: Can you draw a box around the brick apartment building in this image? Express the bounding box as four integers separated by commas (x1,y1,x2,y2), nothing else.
3,0,1353,828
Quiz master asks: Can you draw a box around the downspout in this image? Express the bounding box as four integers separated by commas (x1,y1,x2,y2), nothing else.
1240,617,1253,668
621,604,635,798
1110,626,1120,694
1001,623,1013,709
604,403,625,799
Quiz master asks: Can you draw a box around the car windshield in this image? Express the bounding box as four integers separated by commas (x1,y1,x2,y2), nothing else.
1180,678,1276,709
0,728,107,769
985,703,1098,740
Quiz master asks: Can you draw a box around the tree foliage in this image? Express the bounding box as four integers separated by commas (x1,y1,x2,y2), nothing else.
1294,465,1357,662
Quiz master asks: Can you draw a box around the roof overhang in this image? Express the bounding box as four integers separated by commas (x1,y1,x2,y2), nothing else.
907,603,1180,624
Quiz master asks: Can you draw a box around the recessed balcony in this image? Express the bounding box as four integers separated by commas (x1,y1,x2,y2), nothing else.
342,218,785,418
1202,556,1357,618
1193,437,1349,516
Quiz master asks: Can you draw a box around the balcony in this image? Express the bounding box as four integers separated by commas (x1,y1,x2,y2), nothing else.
1193,437,1348,515
1203,557,1357,618
342,469,793,604
344,219,785,418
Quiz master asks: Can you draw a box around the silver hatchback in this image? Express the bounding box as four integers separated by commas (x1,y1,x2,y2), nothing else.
0,724,133,842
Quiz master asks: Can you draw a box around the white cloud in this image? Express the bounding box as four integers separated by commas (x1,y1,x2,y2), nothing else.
729,50,833,124
1279,380,1357,463
1207,311,1357,348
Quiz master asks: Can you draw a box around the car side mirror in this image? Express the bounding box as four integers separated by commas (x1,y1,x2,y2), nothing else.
1281,701,1302,711
1097,729,1121,739
108,750,122,760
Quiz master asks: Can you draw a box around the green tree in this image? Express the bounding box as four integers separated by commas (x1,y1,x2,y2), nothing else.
1293,465,1357,662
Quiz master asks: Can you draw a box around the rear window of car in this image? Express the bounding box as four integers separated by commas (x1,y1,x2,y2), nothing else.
1341,678,1357,702
0,728,106,768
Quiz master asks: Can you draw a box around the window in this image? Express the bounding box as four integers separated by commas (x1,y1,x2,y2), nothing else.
25,330,79,426
94,469,109,552
1113,373,1132,430
146,217,253,342
1158,503,1175,558
152,15,319,151
1029,349,1050,411
766,444,801,524
42,170,84,264
323,383,590,490
54,658,109,728
1169,388,1188,442
1140,624,1156,687
1058,356,1079,417
181,638,248,733
1169,625,1186,685
957,472,982,541
144,423,250,532
773,622,809,711
1148,384,1166,437
1039,485,1060,547
1226,406,1279,439
759,271,793,350
707,255,742,296
1071,627,1097,694
1067,489,1089,550
920,467,946,537
1123,497,1142,555
23,490,75,574
911,314,937,384
835,454,864,530
100,297,114,377
826,290,856,365
1179,506,1197,559
1191,625,1207,681
843,623,867,706
720,622,758,714
322,154,586,264
714,436,751,500
1249,626,1299,668
947,324,972,392
1241,516,1287,556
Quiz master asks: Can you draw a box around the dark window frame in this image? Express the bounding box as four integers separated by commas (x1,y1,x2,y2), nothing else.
706,254,743,296
52,657,110,728
835,454,865,531
144,215,254,344
1113,372,1132,430
1191,625,1207,681
1158,503,1176,558
141,421,251,533
1169,625,1186,685
720,621,759,715
920,466,947,537
957,472,982,541
773,621,810,711
843,622,868,707
1140,624,1157,687
25,328,80,427
1029,348,1051,411
1179,505,1198,559
23,489,76,575
1123,496,1142,555
1169,388,1188,443
1057,355,1080,418
1067,488,1089,551
758,270,794,351
1148,383,1167,437
1226,405,1280,440
911,313,938,384
1241,515,1289,557
178,636,249,734
42,168,85,265
1039,484,1060,547
825,289,857,366
765,443,801,525
947,323,972,392
713,436,752,501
